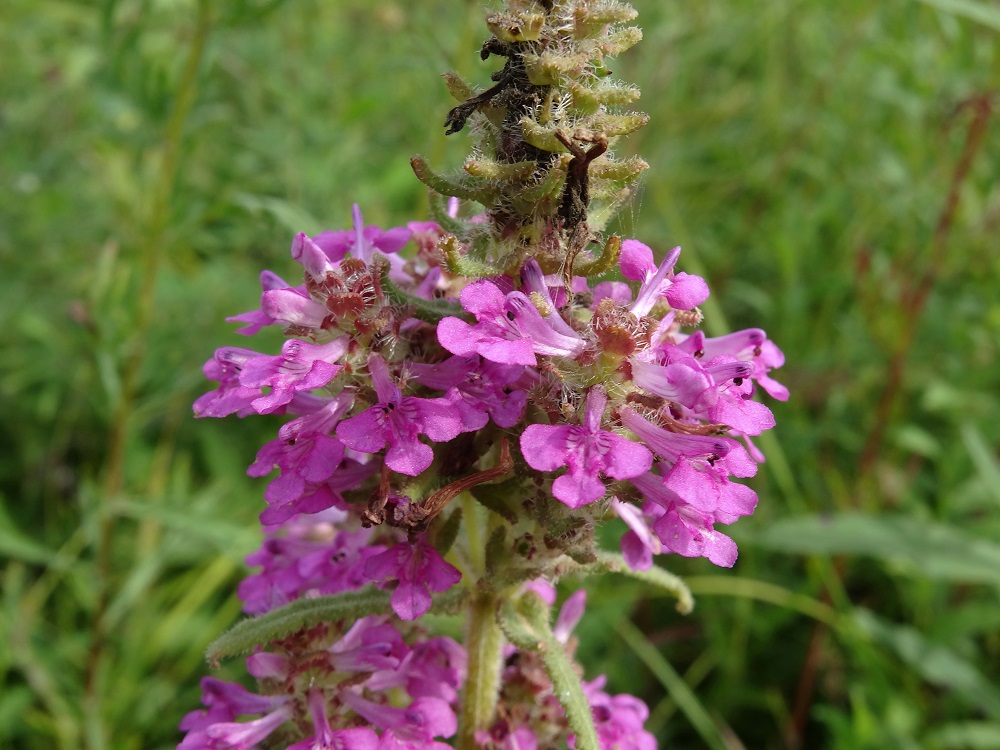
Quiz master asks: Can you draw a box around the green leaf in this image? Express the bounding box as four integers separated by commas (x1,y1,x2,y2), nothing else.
410,156,493,204
498,592,601,750
570,80,641,111
207,587,470,665
206,588,392,664
381,270,465,323
854,609,1000,720
232,193,324,236
470,477,523,524
442,71,475,102
590,112,650,137
616,617,730,750
589,156,648,182
431,507,463,557
442,235,508,277
497,593,546,650
520,116,566,153
0,501,58,567
914,0,1000,31
600,26,643,56
926,721,1000,749
746,513,1000,586
573,234,623,278
961,423,1000,507
428,191,468,235
515,161,567,204
464,158,538,181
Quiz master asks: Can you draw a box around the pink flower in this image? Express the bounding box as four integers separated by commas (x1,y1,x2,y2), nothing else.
226,270,303,336
341,691,457,745
622,241,709,315
261,287,329,329
286,690,380,750
238,518,383,615
612,497,661,571
520,387,653,508
312,204,411,266
630,471,743,567
576,676,657,750
238,338,348,414
335,355,462,476
409,355,526,431
247,393,353,507
364,540,462,621
678,328,789,401
194,347,268,418
437,280,585,366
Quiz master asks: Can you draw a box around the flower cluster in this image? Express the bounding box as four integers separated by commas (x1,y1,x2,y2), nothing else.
180,508,467,749
181,512,658,750
187,201,783,746
197,209,784,576
186,1,785,746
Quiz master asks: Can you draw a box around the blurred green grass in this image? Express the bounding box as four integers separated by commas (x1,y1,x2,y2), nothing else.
1,0,998,748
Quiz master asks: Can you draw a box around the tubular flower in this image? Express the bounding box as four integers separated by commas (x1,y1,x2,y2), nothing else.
520,386,653,508
437,280,585,366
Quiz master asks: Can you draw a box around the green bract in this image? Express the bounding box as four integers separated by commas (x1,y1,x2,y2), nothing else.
413,0,648,278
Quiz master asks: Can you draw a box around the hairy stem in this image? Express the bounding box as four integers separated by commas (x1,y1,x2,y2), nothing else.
457,593,505,749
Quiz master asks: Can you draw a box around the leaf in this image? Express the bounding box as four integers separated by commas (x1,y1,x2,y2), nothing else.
746,513,1000,586
520,116,566,153
410,156,493,204
206,588,392,664
441,235,507,277
570,80,641,111
428,191,468,236
573,234,622,278
442,71,475,102
497,593,546,651
616,617,730,750
590,112,650,137
232,193,324,236
381,270,465,323
0,501,59,567
470,477,524,524
498,592,601,750
854,609,1000,720
589,156,649,182
926,722,1000,749
431,507,463,557
206,587,469,665
961,423,1000,507
914,0,1000,31
464,158,538,181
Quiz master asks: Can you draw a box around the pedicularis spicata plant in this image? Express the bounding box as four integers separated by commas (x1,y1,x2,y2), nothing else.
184,2,786,748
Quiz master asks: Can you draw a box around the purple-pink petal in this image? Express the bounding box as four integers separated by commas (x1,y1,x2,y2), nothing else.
552,471,607,508
337,409,392,454
603,433,657,480
261,288,328,329
665,271,710,310
619,239,656,280
520,424,575,472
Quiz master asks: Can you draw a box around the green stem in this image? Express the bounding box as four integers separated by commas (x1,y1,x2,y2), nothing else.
457,593,504,749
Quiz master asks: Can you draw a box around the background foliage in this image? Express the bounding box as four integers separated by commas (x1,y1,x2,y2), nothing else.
2,0,998,748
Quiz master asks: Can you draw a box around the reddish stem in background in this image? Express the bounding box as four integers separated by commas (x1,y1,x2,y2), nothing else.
858,94,993,476
788,93,993,750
